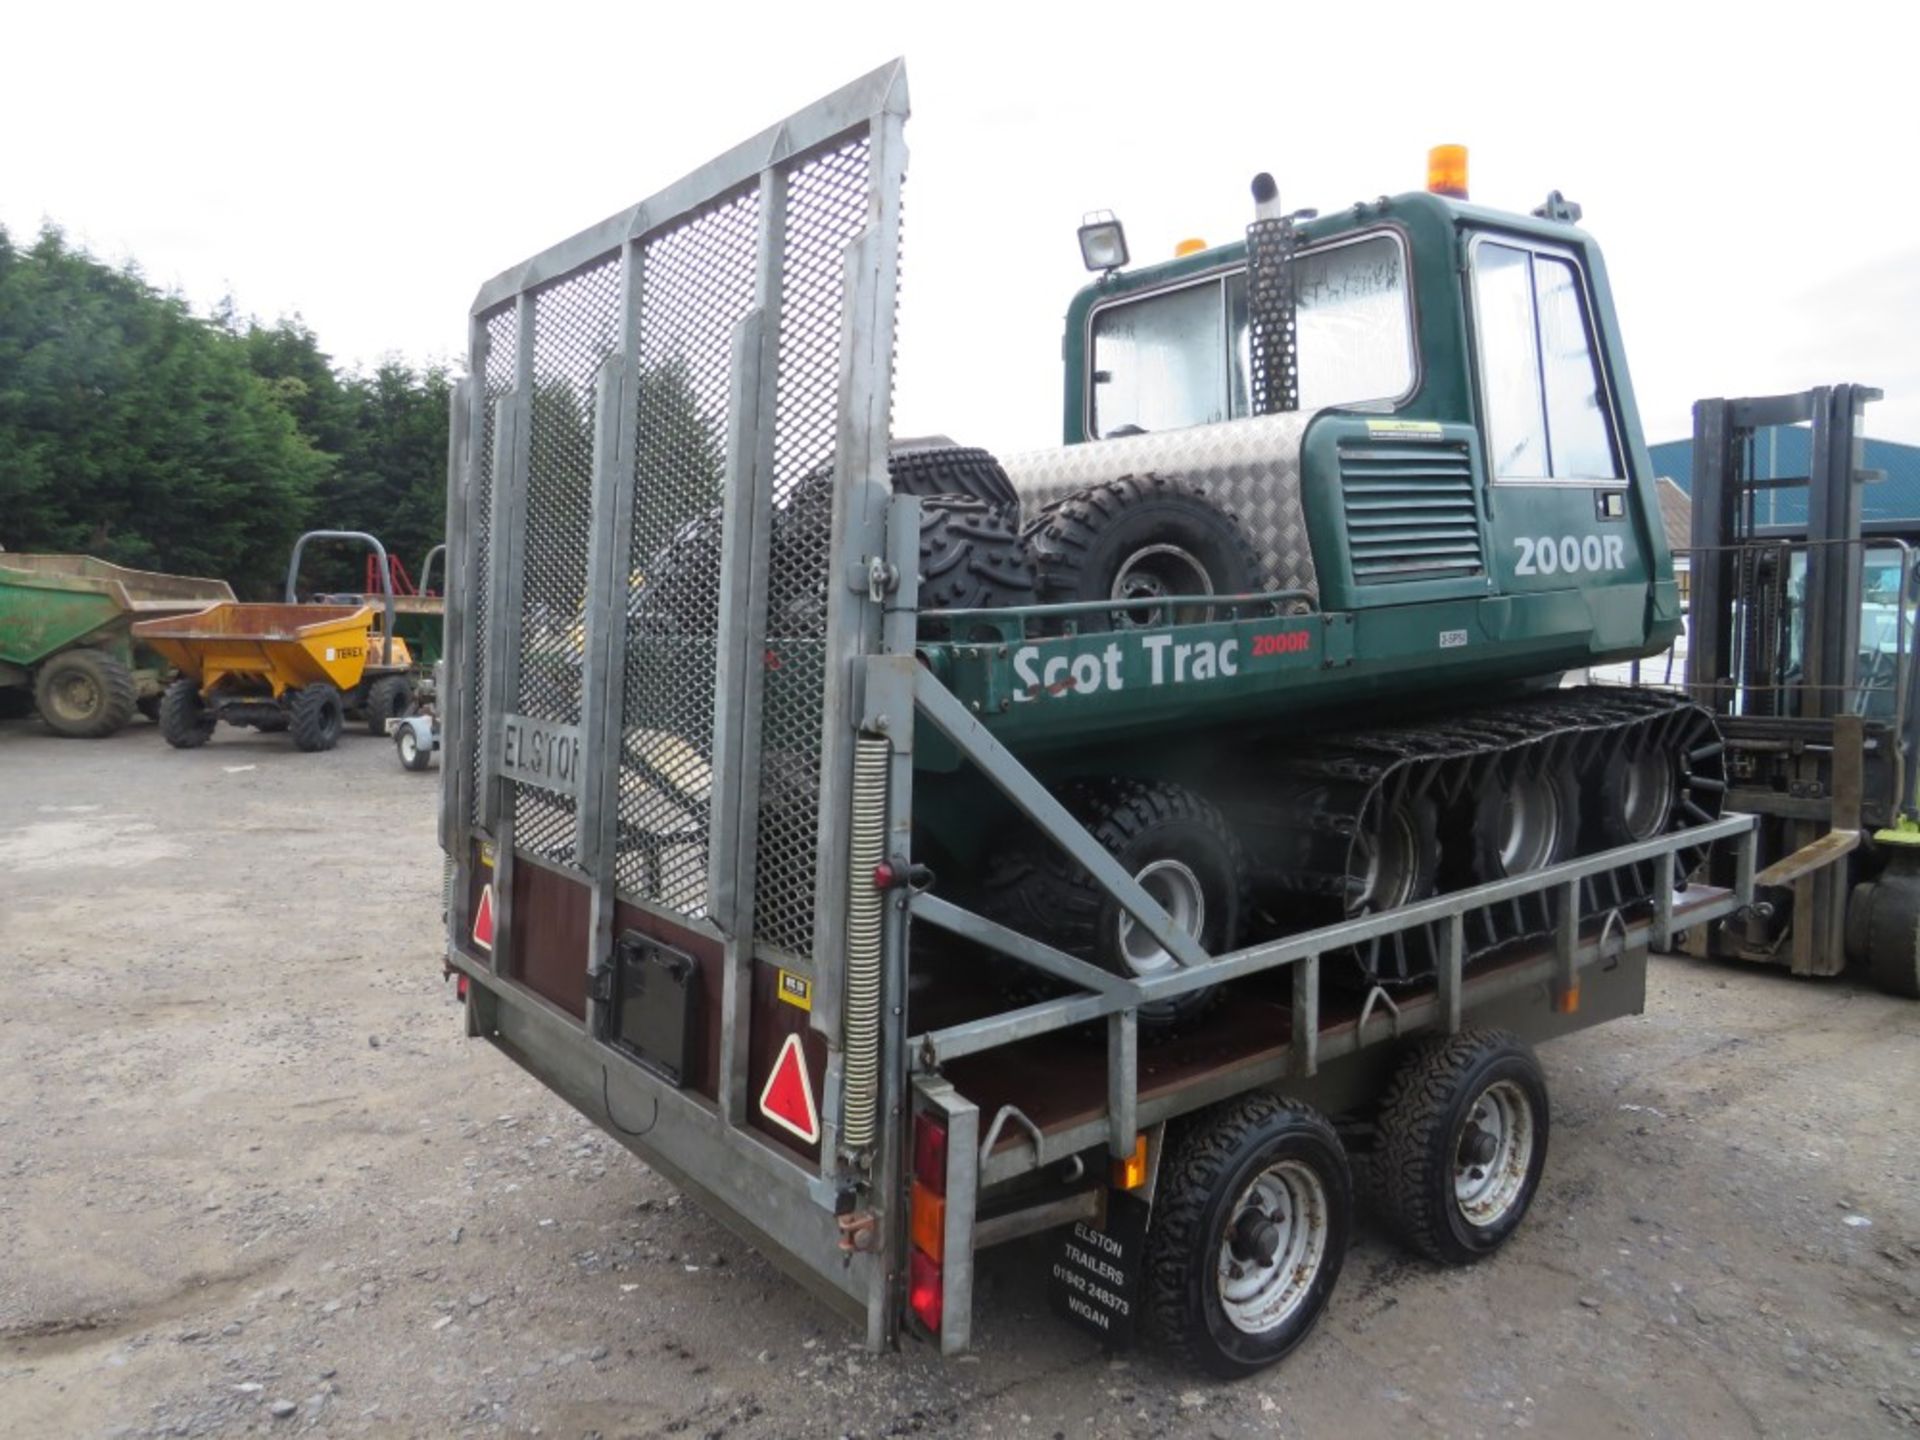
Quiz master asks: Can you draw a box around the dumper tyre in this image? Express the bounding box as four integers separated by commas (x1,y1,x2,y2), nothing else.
34,647,137,738
158,678,215,749
289,683,345,752
888,444,1020,511
364,674,414,736
1146,1094,1351,1377
1023,474,1262,632
917,495,1036,627
1366,1030,1549,1264
979,779,1246,1028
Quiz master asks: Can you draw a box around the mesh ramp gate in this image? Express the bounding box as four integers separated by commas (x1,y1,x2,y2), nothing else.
443,64,908,1186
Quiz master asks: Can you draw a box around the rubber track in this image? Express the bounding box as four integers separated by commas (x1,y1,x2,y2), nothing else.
1229,686,1727,980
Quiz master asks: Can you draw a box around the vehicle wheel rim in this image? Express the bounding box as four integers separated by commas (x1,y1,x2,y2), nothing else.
1356,805,1420,912
399,729,417,763
1115,858,1205,978
1111,544,1212,628
55,672,98,719
1453,1079,1535,1227
1497,774,1561,874
1216,1159,1330,1335
1620,750,1674,840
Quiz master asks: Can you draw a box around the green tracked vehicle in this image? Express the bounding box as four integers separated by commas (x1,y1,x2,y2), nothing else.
439,68,1761,1378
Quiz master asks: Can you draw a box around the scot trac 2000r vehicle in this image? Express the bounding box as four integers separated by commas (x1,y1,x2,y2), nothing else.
439,66,1749,1379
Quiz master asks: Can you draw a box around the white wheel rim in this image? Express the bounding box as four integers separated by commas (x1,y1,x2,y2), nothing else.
1216,1159,1330,1335
1621,751,1674,840
1114,858,1205,978
1498,775,1561,874
399,729,417,762
1356,805,1420,912
1453,1079,1535,1227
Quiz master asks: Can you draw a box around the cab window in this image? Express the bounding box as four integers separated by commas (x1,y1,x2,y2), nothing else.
1472,240,1619,480
1089,231,1414,438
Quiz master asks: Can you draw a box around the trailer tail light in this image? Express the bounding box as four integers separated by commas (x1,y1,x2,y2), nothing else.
913,1111,948,1193
910,1181,946,1261
908,1249,943,1333
1111,1133,1149,1191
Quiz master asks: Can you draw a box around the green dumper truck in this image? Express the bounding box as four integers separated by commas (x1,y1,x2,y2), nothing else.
0,554,234,737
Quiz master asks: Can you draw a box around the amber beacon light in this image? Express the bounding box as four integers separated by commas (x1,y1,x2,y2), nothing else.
1427,144,1469,199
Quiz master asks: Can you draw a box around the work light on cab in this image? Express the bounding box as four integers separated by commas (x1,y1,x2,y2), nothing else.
1427,143,1469,199
1077,210,1128,273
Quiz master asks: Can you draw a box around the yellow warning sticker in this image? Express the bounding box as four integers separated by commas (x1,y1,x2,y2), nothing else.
479,842,495,868
1364,419,1444,437
776,970,813,1012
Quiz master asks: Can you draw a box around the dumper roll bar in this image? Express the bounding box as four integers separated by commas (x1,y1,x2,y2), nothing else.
283,529,395,666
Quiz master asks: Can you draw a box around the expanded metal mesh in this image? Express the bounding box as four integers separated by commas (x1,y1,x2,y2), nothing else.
468,307,517,824
507,258,621,867
753,136,872,957
615,189,762,914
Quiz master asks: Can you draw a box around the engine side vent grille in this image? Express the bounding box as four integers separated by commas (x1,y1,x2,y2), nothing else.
1338,441,1484,581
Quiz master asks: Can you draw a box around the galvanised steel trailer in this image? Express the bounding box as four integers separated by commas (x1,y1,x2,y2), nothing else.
436,63,1758,1374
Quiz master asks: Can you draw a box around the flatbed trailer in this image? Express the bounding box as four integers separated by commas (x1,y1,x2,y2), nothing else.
437,63,1758,1373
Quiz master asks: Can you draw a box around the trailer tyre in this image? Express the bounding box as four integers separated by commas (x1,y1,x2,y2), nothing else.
289,683,345,752
1147,1094,1351,1377
1367,1030,1550,1264
34,648,137,738
395,721,434,772
981,779,1247,1027
1024,474,1263,632
158,678,215,749
364,674,414,736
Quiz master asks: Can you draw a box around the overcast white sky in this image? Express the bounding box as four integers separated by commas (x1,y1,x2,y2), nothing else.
5,0,1917,455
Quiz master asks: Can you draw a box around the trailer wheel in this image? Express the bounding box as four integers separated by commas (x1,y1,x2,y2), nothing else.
1024,475,1262,632
917,495,1035,625
981,779,1247,1026
289,683,345,752
1367,1030,1550,1264
34,648,137,738
889,443,1020,512
364,674,414,736
1469,754,1580,881
158,678,215,749
395,721,434,772
1146,1094,1350,1377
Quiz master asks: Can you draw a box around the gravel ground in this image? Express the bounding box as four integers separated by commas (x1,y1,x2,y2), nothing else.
2,720,1918,1439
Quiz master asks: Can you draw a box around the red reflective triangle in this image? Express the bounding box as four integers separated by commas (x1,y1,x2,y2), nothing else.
472,884,495,952
758,1032,819,1144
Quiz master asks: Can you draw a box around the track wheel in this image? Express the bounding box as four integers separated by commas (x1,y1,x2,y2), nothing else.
980,779,1247,1027
1147,1094,1351,1377
1023,474,1262,631
33,648,137,738
289,683,345,752
158,678,215,749
1367,1030,1550,1264
1592,738,1679,847
1470,752,1580,881
363,674,415,736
